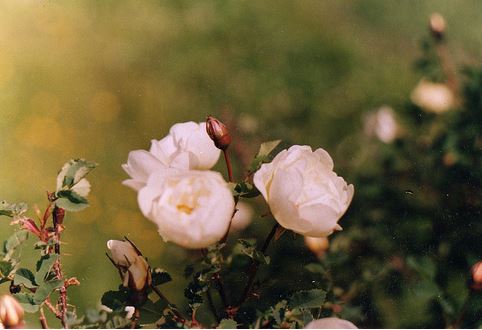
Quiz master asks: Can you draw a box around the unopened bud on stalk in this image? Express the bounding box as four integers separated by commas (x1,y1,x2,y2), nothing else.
107,239,152,306
206,115,231,150
0,295,24,329
429,13,446,40
470,261,482,291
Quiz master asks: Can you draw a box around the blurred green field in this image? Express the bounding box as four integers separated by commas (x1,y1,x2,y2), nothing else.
0,1,481,327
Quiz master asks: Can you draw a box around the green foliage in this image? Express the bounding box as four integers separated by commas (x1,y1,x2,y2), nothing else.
289,289,326,309
54,159,96,212
237,239,270,265
248,140,282,173
0,201,28,218
217,319,237,329
151,268,172,287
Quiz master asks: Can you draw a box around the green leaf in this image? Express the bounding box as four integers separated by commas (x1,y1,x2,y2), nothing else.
249,140,282,172
233,181,260,198
0,201,28,218
0,261,14,278
33,279,63,303
56,159,97,192
35,254,60,284
14,268,37,289
139,299,168,324
406,256,436,280
289,289,326,309
4,231,29,260
14,293,39,313
55,196,89,212
151,268,172,287
101,288,129,310
238,239,270,265
217,319,238,329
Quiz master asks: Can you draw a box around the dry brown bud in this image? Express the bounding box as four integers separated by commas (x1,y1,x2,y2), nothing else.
206,115,231,150
0,295,24,329
429,13,446,40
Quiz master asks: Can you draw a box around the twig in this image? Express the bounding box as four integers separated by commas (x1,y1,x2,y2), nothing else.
223,149,234,183
45,297,61,318
39,306,49,329
236,222,280,307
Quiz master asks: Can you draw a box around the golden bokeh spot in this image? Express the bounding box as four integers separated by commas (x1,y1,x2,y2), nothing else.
0,53,15,88
15,115,62,149
176,204,193,215
30,91,62,117
89,91,121,123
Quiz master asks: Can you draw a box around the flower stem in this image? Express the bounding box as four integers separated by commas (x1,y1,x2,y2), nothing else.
236,222,280,307
130,309,140,329
223,149,234,182
52,206,68,329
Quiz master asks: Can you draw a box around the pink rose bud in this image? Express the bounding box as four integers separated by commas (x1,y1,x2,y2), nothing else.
53,207,65,225
429,13,446,40
206,115,231,150
471,261,482,291
0,295,24,329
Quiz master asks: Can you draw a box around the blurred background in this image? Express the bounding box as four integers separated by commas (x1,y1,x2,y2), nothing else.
0,0,481,328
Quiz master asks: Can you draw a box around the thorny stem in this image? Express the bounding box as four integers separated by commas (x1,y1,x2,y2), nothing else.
236,222,280,308
52,206,68,329
39,306,49,329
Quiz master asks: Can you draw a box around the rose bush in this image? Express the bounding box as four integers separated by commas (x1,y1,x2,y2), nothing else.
254,145,354,237
137,169,234,249
122,122,220,191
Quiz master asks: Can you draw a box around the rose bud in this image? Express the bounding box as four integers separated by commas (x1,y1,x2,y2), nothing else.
206,115,231,150
429,13,446,40
471,261,482,291
304,236,329,258
305,317,357,329
0,295,24,329
107,240,152,307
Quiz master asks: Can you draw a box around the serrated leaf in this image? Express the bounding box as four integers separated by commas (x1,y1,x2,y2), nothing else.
0,201,28,218
101,289,129,310
55,196,89,212
217,319,238,329
14,268,37,289
0,261,14,279
35,254,59,284
249,140,282,172
151,268,172,287
289,289,326,309
14,293,39,313
4,231,29,259
56,159,97,192
33,279,63,303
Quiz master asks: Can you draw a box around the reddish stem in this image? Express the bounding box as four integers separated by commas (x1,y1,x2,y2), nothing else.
223,149,234,182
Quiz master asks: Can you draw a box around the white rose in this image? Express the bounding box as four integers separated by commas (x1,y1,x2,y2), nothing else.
410,79,454,113
122,122,221,191
254,145,354,237
364,106,400,143
230,201,254,233
305,317,357,329
138,169,235,249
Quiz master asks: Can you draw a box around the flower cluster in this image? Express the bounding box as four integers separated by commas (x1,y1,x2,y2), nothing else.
123,118,354,249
